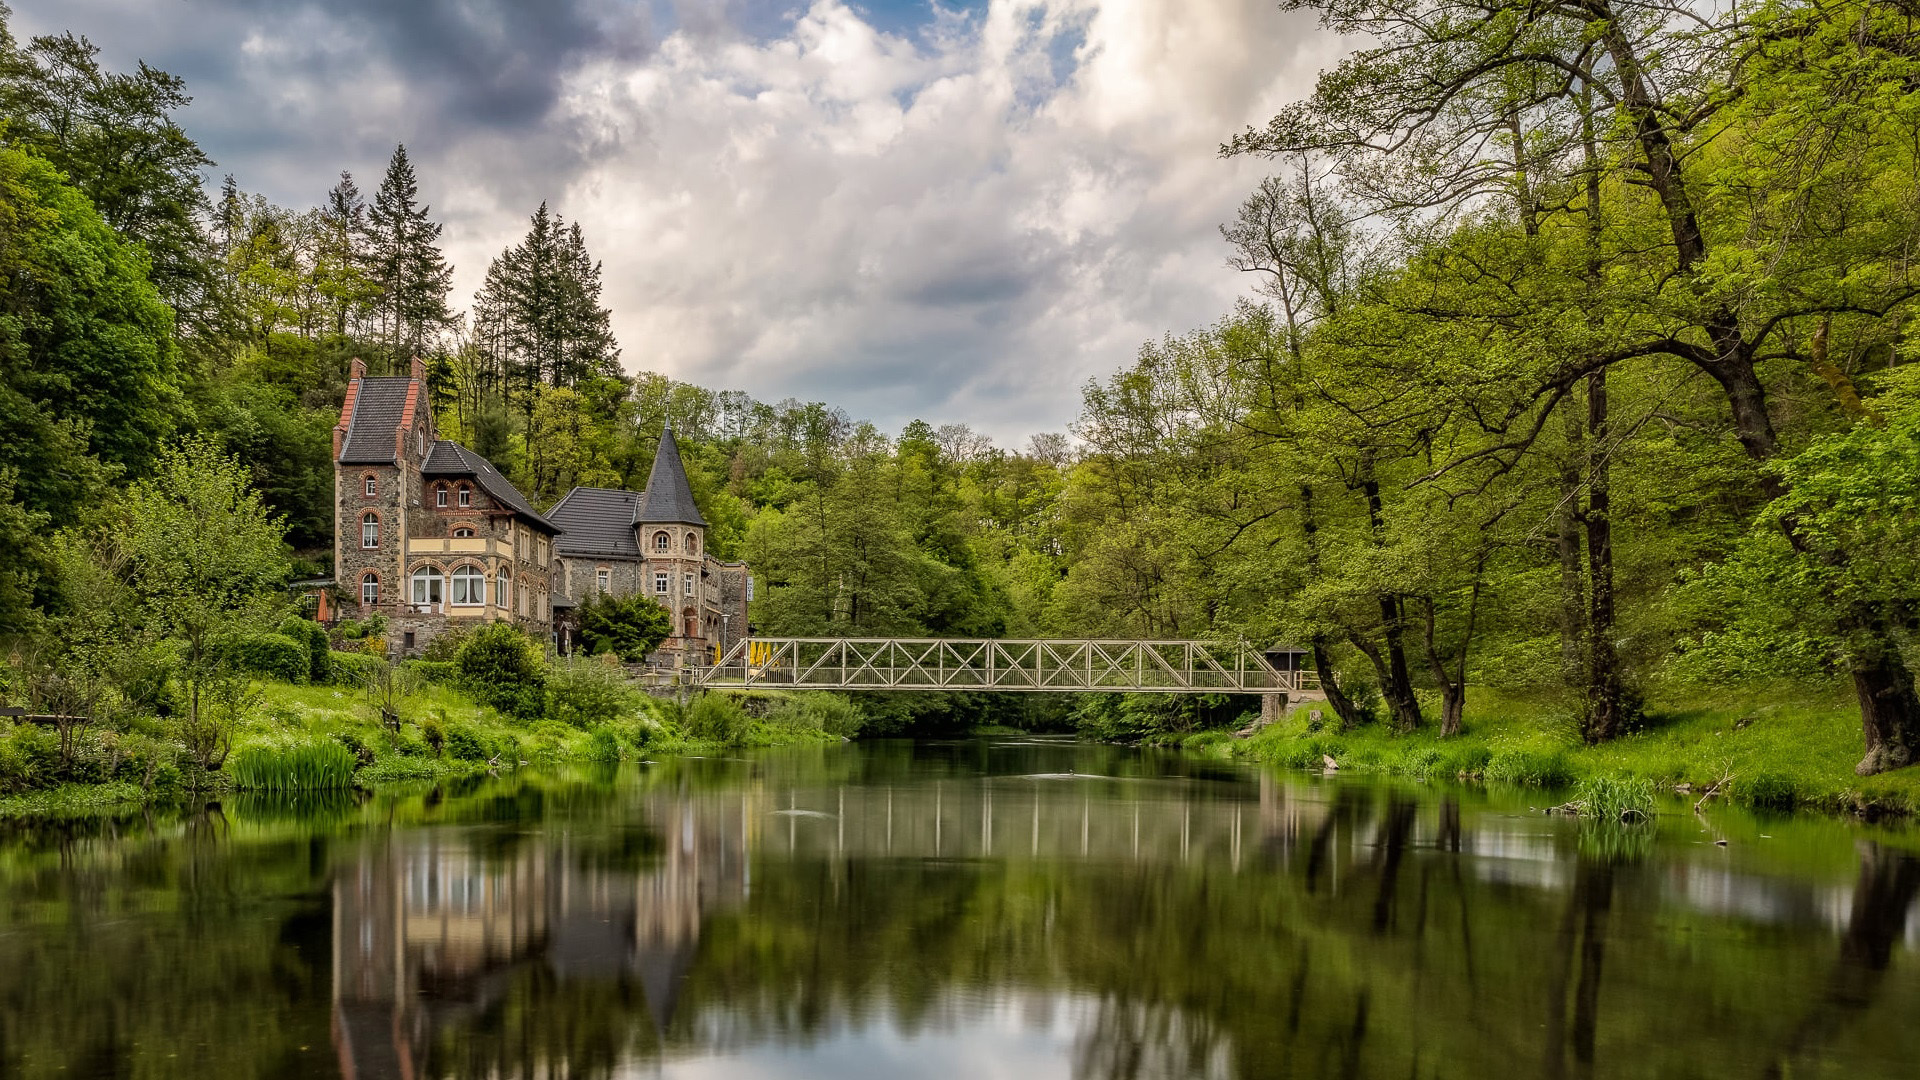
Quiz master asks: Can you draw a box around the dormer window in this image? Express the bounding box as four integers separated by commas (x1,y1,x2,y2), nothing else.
457,485,471,508
363,475,378,497
653,531,670,553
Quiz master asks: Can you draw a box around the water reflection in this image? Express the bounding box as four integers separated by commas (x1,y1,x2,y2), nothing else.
0,740,1917,1079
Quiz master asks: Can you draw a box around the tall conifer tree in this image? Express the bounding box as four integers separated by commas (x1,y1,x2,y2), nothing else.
366,144,454,362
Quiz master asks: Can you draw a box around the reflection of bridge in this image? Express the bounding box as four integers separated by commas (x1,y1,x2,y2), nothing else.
700,638,1322,695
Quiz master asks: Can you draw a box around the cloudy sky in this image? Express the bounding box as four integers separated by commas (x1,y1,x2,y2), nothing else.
15,0,1337,442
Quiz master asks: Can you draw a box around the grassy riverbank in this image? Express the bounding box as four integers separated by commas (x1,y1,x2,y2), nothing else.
0,676,839,818
1204,683,1920,817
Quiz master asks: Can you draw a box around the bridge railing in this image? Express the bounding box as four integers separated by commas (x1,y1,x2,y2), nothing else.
698,638,1320,694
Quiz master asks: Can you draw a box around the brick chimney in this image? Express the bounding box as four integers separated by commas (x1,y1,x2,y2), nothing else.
349,356,366,380
410,355,426,382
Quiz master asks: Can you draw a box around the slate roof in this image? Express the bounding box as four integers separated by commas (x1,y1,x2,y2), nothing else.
337,377,414,464
422,440,559,533
637,426,707,526
548,486,643,558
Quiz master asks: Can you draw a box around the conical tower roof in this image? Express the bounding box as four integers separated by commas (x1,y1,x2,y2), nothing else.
637,422,707,526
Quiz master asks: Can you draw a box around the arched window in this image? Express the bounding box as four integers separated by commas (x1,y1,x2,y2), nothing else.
452,527,475,538
363,474,378,497
457,484,472,508
495,569,511,610
653,531,670,553
451,565,485,606
435,484,448,508
410,567,443,608
361,512,380,548
686,532,698,554
361,573,380,606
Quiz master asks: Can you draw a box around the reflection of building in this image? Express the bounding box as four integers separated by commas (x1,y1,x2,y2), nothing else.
331,798,748,1080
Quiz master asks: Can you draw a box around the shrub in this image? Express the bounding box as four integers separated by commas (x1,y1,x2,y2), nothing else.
0,727,60,795
221,633,311,683
330,651,385,686
685,693,750,745
279,617,333,684
444,724,492,762
576,591,672,661
403,660,458,685
548,656,636,728
457,623,547,721
586,727,621,762
765,692,865,738
228,740,357,791
332,730,375,766
420,715,446,755
1485,749,1575,787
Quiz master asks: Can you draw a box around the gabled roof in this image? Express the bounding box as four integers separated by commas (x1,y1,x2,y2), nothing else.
337,377,414,464
637,425,706,526
423,440,559,534
548,486,643,558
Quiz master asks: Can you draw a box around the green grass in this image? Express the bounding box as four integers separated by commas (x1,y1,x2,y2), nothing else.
1237,682,1920,816
0,782,148,819
228,740,357,791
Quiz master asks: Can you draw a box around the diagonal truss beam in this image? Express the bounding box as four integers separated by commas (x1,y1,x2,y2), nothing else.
699,639,1320,694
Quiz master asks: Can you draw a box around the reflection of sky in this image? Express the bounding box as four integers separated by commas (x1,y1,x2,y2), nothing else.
653,991,1227,1080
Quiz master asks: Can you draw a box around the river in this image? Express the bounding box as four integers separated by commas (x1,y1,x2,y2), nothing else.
0,737,1915,1078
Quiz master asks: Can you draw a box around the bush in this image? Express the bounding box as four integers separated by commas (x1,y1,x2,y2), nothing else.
457,622,547,721
586,727,621,762
576,591,673,661
279,617,333,684
444,724,492,762
549,656,637,728
403,660,458,685
685,692,750,745
330,651,385,686
228,740,358,791
765,692,864,738
222,633,311,683
1485,749,1575,787
0,727,60,795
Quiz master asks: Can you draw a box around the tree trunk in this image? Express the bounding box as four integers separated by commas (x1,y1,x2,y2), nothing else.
1300,484,1366,731
1583,367,1624,742
1851,638,1920,776
1361,473,1422,730
1556,402,1587,683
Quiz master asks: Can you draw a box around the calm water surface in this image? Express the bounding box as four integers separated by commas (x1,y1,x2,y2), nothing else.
2,737,1917,1079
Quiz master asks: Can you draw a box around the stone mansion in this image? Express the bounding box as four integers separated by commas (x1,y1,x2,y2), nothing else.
332,358,750,665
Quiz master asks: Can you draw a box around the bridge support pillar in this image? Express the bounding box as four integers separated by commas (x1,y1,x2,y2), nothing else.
1260,693,1288,726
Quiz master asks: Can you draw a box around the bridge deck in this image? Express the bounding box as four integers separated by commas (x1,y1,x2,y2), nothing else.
698,638,1318,694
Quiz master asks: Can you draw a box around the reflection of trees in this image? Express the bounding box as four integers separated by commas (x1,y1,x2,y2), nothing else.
1541,858,1616,1080
1762,844,1920,1078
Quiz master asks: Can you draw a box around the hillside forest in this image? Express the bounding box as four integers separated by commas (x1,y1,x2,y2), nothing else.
3,1,1920,772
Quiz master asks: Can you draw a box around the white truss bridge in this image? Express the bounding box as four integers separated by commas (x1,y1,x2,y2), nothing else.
698,638,1319,695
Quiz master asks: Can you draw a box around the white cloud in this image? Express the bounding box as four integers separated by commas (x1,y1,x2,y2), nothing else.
495,0,1335,442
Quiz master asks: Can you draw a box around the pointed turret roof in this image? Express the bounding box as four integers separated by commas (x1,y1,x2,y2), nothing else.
637,422,706,526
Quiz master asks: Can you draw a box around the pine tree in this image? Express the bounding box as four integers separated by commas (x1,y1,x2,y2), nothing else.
472,202,621,425
366,144,454,362
316,170,373,338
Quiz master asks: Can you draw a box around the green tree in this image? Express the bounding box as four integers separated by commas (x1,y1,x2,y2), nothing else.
113,438,289,769
575,591,672,662
366,144,454,361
